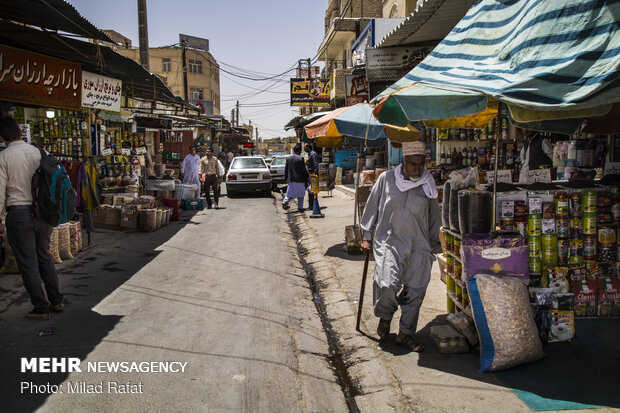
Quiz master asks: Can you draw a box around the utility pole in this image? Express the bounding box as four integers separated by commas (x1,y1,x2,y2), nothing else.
231,108,235,127
307,58,312,115
137,0,149,70
181,40,189,101
236,100,239,127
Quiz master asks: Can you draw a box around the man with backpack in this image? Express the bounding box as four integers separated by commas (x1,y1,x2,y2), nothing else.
0,117,64,320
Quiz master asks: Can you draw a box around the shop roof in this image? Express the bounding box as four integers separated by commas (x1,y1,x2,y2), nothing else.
0,0,114,43
376,0,477,47
0,20,182,106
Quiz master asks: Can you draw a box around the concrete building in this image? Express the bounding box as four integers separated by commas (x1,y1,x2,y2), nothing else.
382,0,421,18
104,30,221,115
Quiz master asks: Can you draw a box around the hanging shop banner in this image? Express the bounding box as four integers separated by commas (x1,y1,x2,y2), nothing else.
81,71,122,112
366,46,429,83
345,74,369,106
290,78,331,107
0,44,81,110
335,149,362,168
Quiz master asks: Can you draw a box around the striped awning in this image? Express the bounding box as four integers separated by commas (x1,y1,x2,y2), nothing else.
375,0,620,121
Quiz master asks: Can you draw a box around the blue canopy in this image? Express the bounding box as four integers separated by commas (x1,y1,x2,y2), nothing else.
374,0,620,124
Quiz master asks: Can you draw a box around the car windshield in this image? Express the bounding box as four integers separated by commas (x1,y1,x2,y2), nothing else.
231,158,267,169
271,157,287,166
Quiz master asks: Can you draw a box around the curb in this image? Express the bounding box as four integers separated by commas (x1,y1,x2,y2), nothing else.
279,194,414,412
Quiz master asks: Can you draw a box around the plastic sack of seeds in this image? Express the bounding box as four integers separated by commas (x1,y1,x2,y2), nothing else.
49,227,62,264
57,223,73,260
69,222,80,256
0,239,20,274
461,233,529,282
468,274,544,372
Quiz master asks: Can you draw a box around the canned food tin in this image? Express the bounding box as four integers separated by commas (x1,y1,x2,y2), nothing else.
455,284,462,301
583,213,597,235
556,218,569,238
612,203,620,222
453,238,461,257
529,196,543,215
597,246,618,263
597,191,611,208
570,238,584,257
542,234,558,251
569,192,582,217
542,219,556,235
514,201,528,217
582,190,597,213
446,273,455,294
446,255,454,275
542,249,558,267
454,260,462,280
598,226,617,247
568,255,584,265
558,239,570,257
445,233,454,251
555,192,569,216
528,214,542,236
501,218,515,231
583,235,596,260
570,218,583,238
447,295,456,313
542,202,555,219
529,236,542,257
597,212,614,224
529,257,542,273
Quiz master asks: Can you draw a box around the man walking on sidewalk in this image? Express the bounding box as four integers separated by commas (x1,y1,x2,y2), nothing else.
180,146,201,198
200,148,223,209
282,143,308,213
0,117,64,320
304,143,320,210
360,141,441,352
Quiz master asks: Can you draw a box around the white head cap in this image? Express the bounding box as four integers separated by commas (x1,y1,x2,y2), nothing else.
402,141,426,156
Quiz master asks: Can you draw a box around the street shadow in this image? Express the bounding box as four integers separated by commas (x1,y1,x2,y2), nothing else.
409,315,620,408
324,243,375,262
0,209,199,412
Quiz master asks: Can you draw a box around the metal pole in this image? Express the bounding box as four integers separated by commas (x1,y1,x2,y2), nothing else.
181,40,188,101
492,103,501,231
356,252,370,332
236,100,239,127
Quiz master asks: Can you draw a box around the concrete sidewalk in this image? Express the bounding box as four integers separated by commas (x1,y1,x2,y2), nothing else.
284,187,611,413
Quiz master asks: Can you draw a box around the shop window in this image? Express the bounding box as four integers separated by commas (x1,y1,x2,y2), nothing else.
189,59,202,74
162,58,171,72
190,88,203,100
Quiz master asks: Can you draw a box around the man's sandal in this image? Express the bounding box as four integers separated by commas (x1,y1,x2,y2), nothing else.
396,333,424,352
376,318,391,341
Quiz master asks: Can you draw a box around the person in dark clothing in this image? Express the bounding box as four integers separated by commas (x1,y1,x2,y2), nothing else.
304,143,320,210
0,117,63,320
282,143,309,212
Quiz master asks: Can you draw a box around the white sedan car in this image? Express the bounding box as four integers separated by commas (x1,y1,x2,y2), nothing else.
226,156,272,196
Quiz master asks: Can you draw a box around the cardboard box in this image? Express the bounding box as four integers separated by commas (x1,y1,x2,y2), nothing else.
572,279,598,318
597,278,620,317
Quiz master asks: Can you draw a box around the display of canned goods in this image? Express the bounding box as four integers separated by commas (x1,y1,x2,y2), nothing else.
529,236,542,257
556,219,569,238
542,202,555,219
542,218,556,235
445,233,453,251
596,246,617,263
597,191,611,208
529,257,542,273
569,238,584,257
555,193,569,216
598,226,617,247
529,196,543,215
446,255,454,275
582,190,597,213
558,239,570,256
514,201,528,216
583,213,597,235
569,192,582,217
528,214,542,236
453,238,461,257
542,234,558,251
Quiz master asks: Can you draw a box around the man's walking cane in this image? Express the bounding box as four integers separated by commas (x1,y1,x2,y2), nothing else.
356,249,370,332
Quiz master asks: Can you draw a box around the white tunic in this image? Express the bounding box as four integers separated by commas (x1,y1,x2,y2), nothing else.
360,169,441,290
181,154,201,188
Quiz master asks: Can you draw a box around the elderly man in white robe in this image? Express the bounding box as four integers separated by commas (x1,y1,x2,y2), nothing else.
360,141,441,352
180,146,201,198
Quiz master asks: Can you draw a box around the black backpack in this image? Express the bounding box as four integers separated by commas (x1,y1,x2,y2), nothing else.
31,147,77,226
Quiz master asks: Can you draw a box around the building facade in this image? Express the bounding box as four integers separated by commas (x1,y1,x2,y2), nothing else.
105,31,221,115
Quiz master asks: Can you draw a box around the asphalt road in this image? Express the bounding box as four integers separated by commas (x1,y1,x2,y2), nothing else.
0,190,347,412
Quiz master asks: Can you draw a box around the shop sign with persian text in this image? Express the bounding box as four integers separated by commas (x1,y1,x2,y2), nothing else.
527,168,552,184
81,71,122,112
366,46,429,82
0,44,81,110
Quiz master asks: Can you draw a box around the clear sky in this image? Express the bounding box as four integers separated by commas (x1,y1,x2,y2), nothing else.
67,0,328,139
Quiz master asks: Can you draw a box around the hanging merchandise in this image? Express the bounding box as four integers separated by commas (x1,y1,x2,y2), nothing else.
458,190,493,235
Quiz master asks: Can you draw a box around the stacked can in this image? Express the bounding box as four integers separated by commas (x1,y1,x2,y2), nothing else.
541,202,558,268
528,196,543,274
515,200,528,237
500,200,515,231
556,192,571,265
582,189,597,264
596,190,617,262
